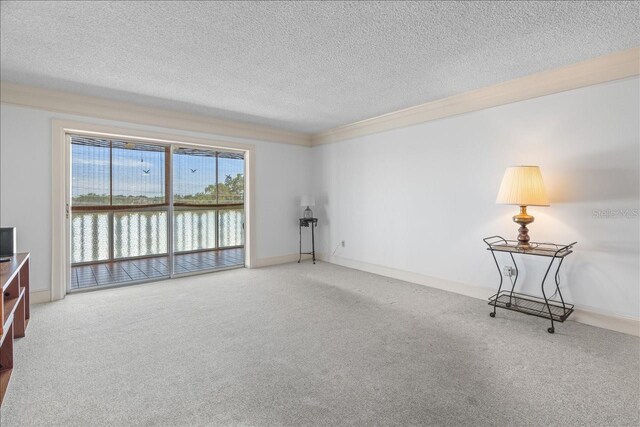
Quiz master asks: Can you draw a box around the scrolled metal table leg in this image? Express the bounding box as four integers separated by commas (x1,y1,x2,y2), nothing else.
489,249,503,318
541,257,557,333
554,257,567,317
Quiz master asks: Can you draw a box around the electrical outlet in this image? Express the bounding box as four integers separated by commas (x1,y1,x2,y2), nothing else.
502,266,515,277
341,240,345,247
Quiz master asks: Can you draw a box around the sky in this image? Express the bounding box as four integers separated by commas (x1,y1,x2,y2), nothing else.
71,144,244,199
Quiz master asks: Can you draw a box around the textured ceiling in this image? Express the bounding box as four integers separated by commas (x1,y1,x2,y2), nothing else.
1,1,639,134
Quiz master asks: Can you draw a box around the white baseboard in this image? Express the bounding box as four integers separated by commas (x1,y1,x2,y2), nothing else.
571,307,639,337
318,253,640,337
255,253,312,268
30,289,51,304
317,253,492,299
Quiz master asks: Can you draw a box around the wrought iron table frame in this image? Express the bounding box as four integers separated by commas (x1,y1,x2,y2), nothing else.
483,236,577,333
298,218,318,264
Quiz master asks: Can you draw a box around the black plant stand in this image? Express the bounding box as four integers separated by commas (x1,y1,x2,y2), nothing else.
483,236,576,333
298,218,318,264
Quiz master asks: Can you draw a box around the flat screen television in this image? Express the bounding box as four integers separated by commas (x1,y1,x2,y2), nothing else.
0,227,17,257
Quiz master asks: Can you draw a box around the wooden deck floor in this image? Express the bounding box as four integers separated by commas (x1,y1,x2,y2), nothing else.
71,248,244,289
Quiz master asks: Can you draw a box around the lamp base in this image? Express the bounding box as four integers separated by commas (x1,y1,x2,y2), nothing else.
513,206,534,249
304,206,313,219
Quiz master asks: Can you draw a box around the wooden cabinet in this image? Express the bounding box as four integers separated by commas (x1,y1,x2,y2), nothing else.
0,253,30,406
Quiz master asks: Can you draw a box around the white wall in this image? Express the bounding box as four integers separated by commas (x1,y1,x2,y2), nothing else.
312,77,640,319
2,78,638,320
0,104,313,293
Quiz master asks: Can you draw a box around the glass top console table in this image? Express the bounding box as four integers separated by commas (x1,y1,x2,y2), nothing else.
483,236,577,334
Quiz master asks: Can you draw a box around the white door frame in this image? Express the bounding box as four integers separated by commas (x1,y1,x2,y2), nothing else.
51,119,256,301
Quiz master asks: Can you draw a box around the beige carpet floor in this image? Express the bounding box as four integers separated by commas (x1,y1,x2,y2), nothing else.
1,261,638,426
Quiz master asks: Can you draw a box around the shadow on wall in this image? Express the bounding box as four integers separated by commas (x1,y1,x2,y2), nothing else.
315,191,330,252
314,192,329,224
588,240,640,255
549,146,639,203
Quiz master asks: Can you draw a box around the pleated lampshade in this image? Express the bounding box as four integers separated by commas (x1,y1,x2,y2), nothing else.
496,166,549,206
300,195,315,207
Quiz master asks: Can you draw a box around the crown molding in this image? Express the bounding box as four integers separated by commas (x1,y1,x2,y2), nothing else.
2,47,637,148
0,82,312,147
311,47,640,146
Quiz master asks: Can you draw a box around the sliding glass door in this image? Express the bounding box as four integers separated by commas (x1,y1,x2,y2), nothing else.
69,135,244,290
172,147,245,275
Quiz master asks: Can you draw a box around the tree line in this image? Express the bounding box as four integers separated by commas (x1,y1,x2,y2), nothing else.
73,173,244,206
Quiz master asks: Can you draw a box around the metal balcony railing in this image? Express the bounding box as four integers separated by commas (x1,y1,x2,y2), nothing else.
71,207,244,264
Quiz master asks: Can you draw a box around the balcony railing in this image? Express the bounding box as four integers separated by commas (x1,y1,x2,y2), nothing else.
71,207,244,264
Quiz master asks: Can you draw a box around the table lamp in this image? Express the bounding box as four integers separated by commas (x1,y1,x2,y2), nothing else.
496,166,549,249
300,195,315,219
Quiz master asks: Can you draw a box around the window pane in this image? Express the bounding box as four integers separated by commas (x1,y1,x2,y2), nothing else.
71,212,110,263
113,210,167,258
71,137,110,206
173,148,216,205
218,152,244,204
112,141,166,205
173,208,216,252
